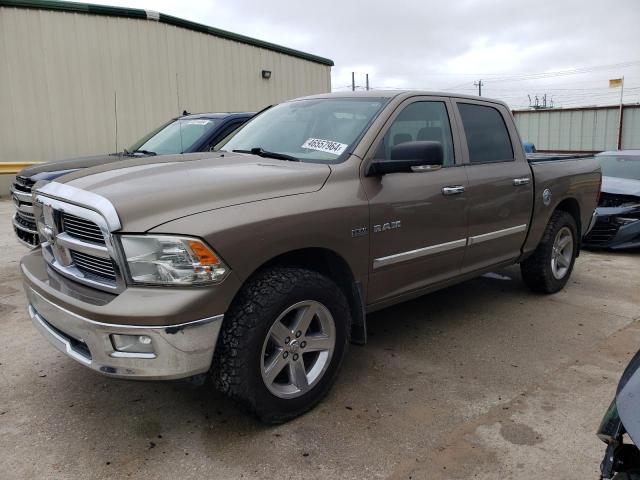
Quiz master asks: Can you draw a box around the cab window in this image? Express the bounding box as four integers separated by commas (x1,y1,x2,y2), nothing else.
376,101,455,166
458,103,514,163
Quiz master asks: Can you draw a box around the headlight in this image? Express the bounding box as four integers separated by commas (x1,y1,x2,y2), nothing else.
120,235,229,286
615,217,639,225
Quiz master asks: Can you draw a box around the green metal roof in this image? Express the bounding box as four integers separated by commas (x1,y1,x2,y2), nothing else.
0,0,334,66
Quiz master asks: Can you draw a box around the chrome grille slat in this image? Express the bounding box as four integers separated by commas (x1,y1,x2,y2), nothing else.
62,213,106,244
62,222,104,234
70,251,114,268
64,232,104,242
61,225,104,237
71,251,117,280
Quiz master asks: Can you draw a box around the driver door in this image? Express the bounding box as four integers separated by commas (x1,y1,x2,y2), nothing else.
361,97,469,305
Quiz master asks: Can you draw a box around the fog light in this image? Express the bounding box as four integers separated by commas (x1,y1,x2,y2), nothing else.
111,334,155,354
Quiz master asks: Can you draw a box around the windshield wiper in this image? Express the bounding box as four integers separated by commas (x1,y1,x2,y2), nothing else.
132,149,157,156
232,147,299,162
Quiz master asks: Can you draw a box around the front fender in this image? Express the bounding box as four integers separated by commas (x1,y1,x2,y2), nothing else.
150,187,370,310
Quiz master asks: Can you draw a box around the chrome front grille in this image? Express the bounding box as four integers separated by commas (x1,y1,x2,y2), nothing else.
11,176,40,247
33,186,124,293
62,213,105,244
70,251,117,281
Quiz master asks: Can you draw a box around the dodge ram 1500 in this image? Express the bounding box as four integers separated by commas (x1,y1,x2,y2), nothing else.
20,91,601,422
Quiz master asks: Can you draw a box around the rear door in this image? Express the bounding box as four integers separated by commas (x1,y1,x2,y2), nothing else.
362,97,469,304
452,99,534,272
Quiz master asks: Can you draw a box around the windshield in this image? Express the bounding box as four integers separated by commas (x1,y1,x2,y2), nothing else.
597,155,640,180
220,98,388,163
129,118,222,154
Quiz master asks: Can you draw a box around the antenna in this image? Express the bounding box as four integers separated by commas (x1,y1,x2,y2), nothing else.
114,91,118,152
176,73,181,114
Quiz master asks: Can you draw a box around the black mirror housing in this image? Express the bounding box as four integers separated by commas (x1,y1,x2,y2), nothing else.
367,141,444,176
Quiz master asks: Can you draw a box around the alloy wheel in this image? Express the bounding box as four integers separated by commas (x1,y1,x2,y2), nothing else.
551,226,573,280
260,300,336,399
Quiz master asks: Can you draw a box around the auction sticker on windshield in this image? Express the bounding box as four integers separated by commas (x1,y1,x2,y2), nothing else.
301,138,348,156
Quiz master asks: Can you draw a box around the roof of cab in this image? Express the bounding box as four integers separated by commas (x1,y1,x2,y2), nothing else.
291,90,510,108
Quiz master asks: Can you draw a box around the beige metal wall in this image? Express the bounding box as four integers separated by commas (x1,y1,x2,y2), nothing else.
513,105,640,152
0,7,331,163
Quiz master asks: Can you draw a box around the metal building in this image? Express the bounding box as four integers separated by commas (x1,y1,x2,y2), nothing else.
513,104,640,153
0,0,333,169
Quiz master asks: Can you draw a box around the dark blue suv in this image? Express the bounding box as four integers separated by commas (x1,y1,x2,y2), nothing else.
11,111,254,247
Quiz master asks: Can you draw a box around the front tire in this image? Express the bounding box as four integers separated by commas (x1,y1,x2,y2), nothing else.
211,267,351,423
520,210,578,294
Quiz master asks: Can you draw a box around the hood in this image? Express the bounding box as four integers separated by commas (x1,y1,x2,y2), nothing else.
50,152,331,231
601,176,640,197
19,154,132,182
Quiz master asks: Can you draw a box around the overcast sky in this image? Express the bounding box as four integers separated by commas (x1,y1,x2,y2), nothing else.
80,0,639,109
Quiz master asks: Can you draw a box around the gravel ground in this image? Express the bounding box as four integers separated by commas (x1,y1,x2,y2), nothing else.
0,199,638,479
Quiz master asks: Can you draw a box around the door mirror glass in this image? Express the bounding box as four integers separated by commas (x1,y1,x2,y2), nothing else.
367,141,443,176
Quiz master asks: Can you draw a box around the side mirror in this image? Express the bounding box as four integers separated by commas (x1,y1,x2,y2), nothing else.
366,141,444,176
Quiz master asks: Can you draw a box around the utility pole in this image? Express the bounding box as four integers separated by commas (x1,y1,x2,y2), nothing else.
351,72,355,92
474,79,483,96
617,76,625,150
365,73,369,91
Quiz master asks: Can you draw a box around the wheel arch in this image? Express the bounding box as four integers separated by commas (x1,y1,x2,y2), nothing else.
553,197,582,256
233,247,367,344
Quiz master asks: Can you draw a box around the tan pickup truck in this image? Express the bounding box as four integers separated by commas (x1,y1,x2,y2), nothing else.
20,91,601,423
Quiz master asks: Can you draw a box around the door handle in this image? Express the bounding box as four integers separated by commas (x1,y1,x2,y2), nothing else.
442,185,465,196
513,177,531,186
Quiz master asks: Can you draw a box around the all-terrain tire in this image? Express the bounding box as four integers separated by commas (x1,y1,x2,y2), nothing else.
520,210,578,294
211,266,351,423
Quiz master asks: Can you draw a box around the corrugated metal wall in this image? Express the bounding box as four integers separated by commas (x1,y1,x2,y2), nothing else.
0,7,331,163
514,105,640,152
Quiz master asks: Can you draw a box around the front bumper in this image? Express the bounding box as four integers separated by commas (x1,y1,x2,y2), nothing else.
20,248,231,380
582,206,640,249
25,286,223,380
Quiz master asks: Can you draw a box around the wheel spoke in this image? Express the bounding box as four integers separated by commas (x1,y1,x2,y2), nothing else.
269,321,292,345
557,235,571,250
291,303,318,336
263,352,287,384
303,334,333,352
290,360,309,390
557,254,570,268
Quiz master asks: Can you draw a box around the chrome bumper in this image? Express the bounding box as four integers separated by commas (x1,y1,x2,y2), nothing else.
25,286,223,380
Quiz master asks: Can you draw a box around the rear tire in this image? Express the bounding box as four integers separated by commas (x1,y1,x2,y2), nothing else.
211,266,351,423
520,210,578,294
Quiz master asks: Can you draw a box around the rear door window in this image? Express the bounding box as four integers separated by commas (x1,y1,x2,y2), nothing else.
458,103,514,164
